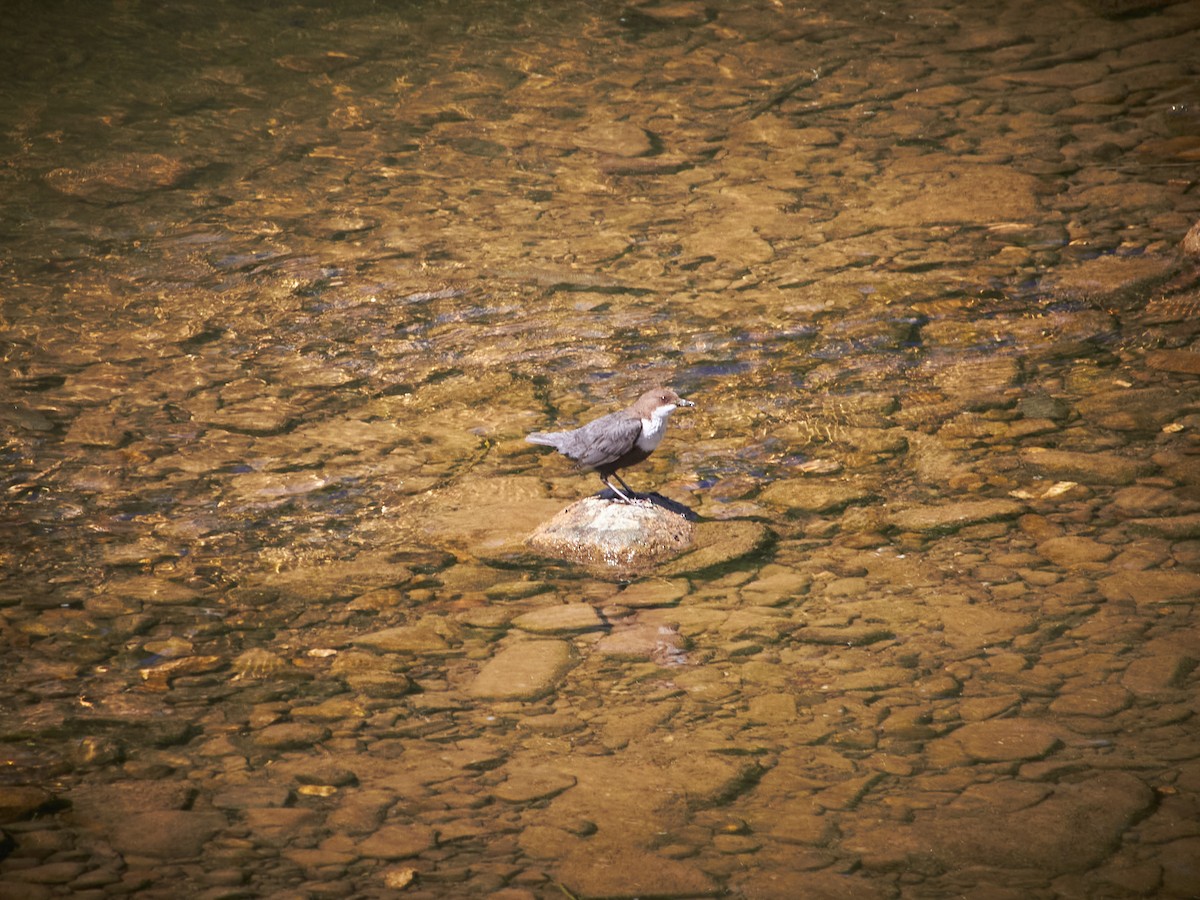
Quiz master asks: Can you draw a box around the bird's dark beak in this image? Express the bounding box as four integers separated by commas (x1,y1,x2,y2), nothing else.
678,398,695,408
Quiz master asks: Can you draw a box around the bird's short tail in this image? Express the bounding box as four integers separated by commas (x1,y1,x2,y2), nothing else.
526,431,564,448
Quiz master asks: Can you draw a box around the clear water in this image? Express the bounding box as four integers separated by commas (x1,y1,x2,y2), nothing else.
2,0,1199,897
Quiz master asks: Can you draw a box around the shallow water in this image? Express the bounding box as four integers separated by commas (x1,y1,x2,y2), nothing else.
2,0,1200,897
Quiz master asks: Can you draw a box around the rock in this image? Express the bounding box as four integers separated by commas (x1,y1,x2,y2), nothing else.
330,651,413,697
520,824,582,859
493,766,577,804
108,810,225,859
285,847,358,872
1019,447,1153,485
661,520,773,576
1037,535,1115,567
11,862,86,884
929,718,1062,765
252,548,430,603
326,790,396,834
863,772,1154,874
600,701,682,750
292,696,369,721
252,722,331,750
1128,513,1200,540
212,785,292,810
354,624,452,654
0,786,54,823
1049,683,1132,717
1076,386,1182,431
733,868,891,900
357,823,437,860
863,159,1044,226
740,569,812,605
886,499,1025,534
758,480,877,515
484,580,553,600
44,153,194,203
527,497,695,573
614,579,689,608
243,807,319,837
747,693,799,725
511,604,605,635
1146,350,1200,376
555,846,719,898
1110,485,1180,517
467,640,577,701
1121,650,1197,695
596,622,689,664
1160,836,1200,896
1044,253,1175,301
572,122,654,157
1099,570,1200,605
1182,219,1200,257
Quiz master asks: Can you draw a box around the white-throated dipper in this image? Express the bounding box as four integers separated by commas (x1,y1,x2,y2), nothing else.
526,387,694,503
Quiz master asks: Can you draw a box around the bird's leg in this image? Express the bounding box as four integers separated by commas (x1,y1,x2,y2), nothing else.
600,474,635,503
612,472,640,499
612,473,654,506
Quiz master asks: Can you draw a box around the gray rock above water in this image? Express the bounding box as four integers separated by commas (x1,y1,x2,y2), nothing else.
527,496,695,572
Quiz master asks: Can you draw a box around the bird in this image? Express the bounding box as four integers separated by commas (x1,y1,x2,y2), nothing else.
526,387,694,503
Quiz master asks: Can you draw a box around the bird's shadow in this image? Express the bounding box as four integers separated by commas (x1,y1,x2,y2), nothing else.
594,490,699,521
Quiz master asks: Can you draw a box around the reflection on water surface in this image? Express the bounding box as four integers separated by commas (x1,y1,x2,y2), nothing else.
2,0,1200,897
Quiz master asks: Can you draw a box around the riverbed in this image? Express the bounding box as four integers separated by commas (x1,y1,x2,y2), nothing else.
2,0,1199,897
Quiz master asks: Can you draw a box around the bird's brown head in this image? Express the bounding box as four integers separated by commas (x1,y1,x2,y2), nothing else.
632,387,694,418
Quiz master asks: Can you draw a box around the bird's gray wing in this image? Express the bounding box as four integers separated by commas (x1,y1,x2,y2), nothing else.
557,413,642,468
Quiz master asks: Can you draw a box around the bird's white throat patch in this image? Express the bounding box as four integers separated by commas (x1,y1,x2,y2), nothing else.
635,403,676,452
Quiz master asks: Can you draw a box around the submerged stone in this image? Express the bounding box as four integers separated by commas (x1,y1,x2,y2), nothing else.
493,765,577,804
865,772,1154,875
0,786,54,823
511,603,605,635
596,621,689,664
556,846,719,898
354,625,453,654
357,823,437,860
887,499,1025,534
1019,447,1153,485
930,718,1062,765
467,639,577,701
1099,570,1200,605
758,480,877,515
527,497,695,573
661,520,773,575
44,153,194,202
108,810,225,859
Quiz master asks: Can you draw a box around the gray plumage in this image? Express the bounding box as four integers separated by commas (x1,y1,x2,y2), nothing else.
527,387,693,502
